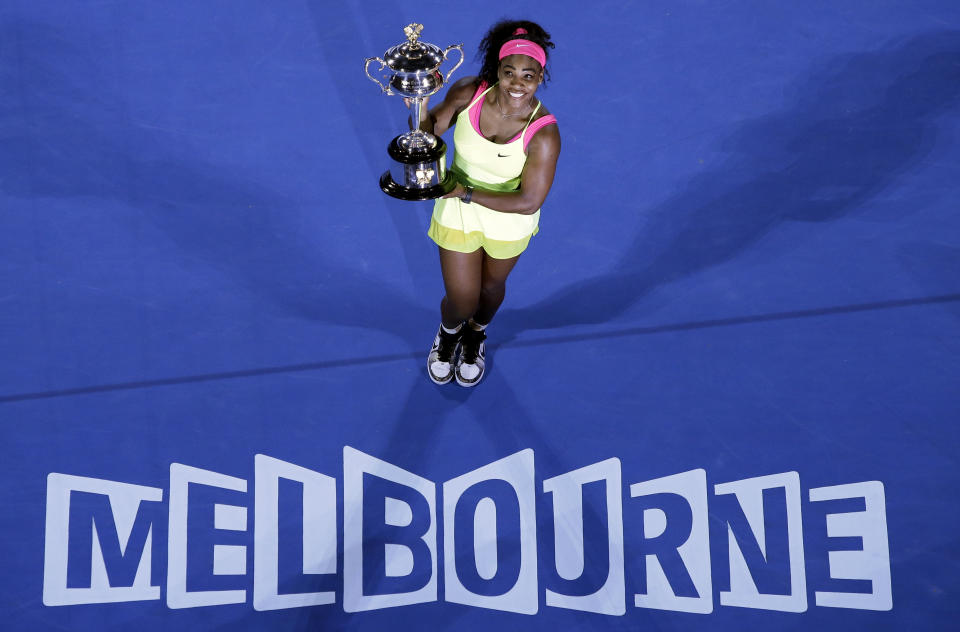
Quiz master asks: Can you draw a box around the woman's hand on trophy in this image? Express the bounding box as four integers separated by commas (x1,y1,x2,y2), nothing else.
441,183,466,200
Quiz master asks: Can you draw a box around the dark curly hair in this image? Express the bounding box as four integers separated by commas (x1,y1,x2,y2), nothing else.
477,20,555,86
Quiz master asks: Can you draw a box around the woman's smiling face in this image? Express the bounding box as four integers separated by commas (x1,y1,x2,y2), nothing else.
497,54,543,103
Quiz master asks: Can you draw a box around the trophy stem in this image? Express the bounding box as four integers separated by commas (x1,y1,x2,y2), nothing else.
399,96,438,152
410,96,424,132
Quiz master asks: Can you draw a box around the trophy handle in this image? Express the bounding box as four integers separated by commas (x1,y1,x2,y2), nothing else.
442,44,464,83
364,57,393,95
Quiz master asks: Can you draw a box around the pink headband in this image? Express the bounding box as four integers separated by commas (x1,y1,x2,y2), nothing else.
498,27,546,69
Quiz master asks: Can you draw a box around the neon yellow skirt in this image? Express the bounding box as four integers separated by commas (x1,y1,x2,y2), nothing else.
428,196,540,259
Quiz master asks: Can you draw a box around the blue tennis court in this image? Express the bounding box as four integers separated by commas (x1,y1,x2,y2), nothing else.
2,1,958,630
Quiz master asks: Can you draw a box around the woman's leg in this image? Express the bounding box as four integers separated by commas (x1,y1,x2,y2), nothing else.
472,251,521,326
438,247,484,327
452,251,521,387
428,247,484,385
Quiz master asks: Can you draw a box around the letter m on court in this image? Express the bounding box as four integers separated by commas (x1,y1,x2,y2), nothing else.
44,473,163,606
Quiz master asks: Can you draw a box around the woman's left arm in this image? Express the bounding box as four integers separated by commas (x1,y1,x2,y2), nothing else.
442,126,561,214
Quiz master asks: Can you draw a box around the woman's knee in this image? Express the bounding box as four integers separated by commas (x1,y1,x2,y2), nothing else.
480,280,506,302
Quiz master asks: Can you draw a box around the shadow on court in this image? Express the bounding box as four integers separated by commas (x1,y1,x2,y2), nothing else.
3,25,957,390
496,30,960,339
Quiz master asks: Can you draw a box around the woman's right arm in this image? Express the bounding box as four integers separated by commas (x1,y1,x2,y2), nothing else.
409,76,479,136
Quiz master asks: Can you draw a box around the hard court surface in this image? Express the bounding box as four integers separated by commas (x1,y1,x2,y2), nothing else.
1,1,958,630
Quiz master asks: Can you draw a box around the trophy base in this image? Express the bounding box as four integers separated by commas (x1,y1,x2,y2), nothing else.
378,134,456,201
380,171,457,200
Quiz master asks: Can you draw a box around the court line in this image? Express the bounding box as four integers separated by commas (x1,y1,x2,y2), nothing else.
501,292,960,349
1,292,956,404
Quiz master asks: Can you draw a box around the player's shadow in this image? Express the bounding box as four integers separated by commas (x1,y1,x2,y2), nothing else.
4,22,958,381
496,30,960,339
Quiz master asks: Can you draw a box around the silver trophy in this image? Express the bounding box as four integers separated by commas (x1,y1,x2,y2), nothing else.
364,23,463,200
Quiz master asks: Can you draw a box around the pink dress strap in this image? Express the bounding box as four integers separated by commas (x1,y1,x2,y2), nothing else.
469,81,490,136
522,115,558,152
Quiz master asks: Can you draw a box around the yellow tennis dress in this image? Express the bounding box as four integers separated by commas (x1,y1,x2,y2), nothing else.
428,82,557,259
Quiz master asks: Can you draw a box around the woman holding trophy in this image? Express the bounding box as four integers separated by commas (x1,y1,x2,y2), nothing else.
417,20,561,387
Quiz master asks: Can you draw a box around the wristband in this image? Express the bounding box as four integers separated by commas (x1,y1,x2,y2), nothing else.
462,186,473,204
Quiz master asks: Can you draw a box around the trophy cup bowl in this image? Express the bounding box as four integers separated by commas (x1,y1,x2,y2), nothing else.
364,24,464,200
